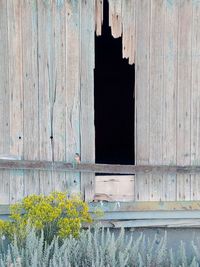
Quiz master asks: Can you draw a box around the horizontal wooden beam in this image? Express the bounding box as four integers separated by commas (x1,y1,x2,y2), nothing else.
1,159,200,174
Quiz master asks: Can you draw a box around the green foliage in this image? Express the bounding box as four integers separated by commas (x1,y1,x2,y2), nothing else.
0,227,200,267
0,192,92,243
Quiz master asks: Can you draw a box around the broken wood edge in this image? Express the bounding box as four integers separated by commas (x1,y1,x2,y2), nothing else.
1,159,200,174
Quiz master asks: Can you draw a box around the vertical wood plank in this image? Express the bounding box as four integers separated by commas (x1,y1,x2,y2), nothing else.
66,0,81,195
7,0,24,202
135,0,151,201
162,0,178,200
52,2,67,192
22,0,40,197
122,0,135,64
95,0,103,36
37,0,53,195
177,0,192,200
80,0,95,201
191,1,200,200
108,0,122,38
149,0,165,201
122,0,131,60
129,0,135,65
0,1,10,204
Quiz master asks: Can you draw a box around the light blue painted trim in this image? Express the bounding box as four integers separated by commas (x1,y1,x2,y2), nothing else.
0,205,10,215
0,214,9,220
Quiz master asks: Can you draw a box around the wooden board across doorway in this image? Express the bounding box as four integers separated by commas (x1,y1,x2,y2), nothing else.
95,175,135,201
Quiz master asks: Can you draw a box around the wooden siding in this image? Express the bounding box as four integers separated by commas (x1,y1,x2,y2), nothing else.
191,2,200,200
0,1,10,204
0,0,95,204
80,0,95,201
135,0,150,201
106,0,200,201
1,0,200,204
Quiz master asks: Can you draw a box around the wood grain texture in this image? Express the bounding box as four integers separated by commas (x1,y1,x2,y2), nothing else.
0,1,10,204
22,0,39,197
176,0,192,200
2,0,200,204
162,0,178,200
191,2,200,200
122,0,131,60
122,0,135,64
135,0,198,202
80,0,95,201
149,0,165,201
0,0,86,201
8,0,24,203
2,160,200,174
95,175,134,201
108,0,122,38
108,0,135,63
37,0,53,195
135,0,151,201
95,0,103,36
65,0,81,195
52,1,67,192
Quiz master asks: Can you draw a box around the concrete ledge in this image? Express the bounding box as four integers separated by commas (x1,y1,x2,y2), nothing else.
89,201,200,212
85,219,200,228
2,202,200,227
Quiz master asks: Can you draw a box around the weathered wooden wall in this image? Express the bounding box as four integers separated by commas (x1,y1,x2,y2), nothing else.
103,0,200,201
135,0,200,201
2,0,200,205
0,0,95,204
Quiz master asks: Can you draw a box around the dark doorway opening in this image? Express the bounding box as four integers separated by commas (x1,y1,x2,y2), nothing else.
94,0,135,165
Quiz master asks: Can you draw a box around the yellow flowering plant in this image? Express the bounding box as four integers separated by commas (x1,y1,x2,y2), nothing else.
0,192,92,243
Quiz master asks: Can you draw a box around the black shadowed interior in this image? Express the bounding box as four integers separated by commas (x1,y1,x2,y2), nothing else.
94,0,135,165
